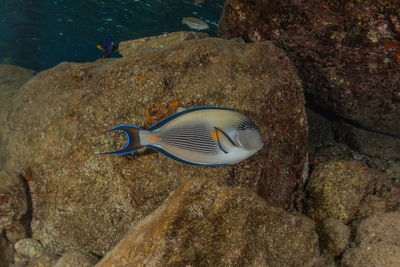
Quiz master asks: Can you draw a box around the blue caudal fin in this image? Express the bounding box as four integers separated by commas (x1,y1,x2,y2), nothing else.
101,125,144,155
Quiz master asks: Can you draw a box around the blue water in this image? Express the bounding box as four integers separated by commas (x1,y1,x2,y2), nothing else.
0,0,224,71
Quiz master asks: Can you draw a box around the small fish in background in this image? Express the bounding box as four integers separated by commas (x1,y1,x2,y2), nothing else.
102,107,264,166
181,17,209,30
97,34,118,58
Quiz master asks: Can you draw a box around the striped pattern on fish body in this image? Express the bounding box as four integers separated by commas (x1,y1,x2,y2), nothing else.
181,17,209,30
103,107,264,166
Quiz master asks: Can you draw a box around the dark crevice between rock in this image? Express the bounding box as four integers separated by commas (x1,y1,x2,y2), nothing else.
90,252,102,260
304,92,400,139
19,173,33,238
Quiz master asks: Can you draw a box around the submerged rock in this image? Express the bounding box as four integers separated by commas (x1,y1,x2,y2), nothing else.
356,212,400,246
0,64,35,171
218,0,400,136
341,242,400,267
54,251,98,267
4,32,307,255
318,218,350,258
306,160,374,223
13,238,59,266
341,211,400,266
97,178,322,266
118,31,209,57
0,171,27,234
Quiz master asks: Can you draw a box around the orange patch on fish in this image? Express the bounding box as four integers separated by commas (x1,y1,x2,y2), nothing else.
211,129,223,142
149,137,162,141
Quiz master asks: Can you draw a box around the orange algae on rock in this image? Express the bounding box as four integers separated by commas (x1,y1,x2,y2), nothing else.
144,100,179,128
138,75,147,85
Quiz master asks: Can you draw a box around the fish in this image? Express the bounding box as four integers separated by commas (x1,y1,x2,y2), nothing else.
102,107,264,166
181,17,209,30
97,34,118,58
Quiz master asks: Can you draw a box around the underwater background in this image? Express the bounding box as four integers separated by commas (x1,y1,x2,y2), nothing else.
0,0,223,71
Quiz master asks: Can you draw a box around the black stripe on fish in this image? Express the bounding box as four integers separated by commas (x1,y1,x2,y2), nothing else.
147,106,237,131
163,142,217,154
158,126,218,153
162,137,218,154
233,118,258,130
146,144,228,167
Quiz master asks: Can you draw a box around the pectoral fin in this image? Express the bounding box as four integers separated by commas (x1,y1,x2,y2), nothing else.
214,128,236,154
96,44,104,51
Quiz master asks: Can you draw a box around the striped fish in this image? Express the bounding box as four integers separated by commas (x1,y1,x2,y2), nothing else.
181,17,209,30
102,107,264,166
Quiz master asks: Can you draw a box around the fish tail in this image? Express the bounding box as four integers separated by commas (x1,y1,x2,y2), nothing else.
101,125,144,155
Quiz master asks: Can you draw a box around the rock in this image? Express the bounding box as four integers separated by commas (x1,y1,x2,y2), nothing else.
318,218,350,257
218,0,400,136
5,220,28,244
380,181,400,211
333,121,400,161
118,31,209,57
14,238,45,259
14,238,58,266
5,33,307,255
306,108,335,150
54,251,98,267
0,64,35,171
0,171,27,233
0,64,36,122
97,178,322,266
0,234,14,267
357,195,387,219
306,160,374,223
341,242,400,267
31,253,59,267
356,212,400,246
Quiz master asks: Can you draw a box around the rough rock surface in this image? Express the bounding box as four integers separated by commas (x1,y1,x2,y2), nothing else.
341,242,400,267
54,251,98,267
357,195,388,219
13,238,59,266
318,218,350,257
118,31,209,57
340,211,400,266
218,0,400,136
4,33,307,255
356,212,400,246
306,160,374,223
0,171,27,233
0,235,14,267
0,64,35,170
97,178,322,266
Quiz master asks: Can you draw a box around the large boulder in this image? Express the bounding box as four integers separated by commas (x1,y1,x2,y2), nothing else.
4,33,307,255
0,64,36,170
218,0,400,136
341,211,400,266
97,178,322,266
356,212,400,246
341,242,400,267
306,160,374,223
0,64,35,267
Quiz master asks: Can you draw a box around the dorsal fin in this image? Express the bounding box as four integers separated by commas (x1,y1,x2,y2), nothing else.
147,106,236,131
